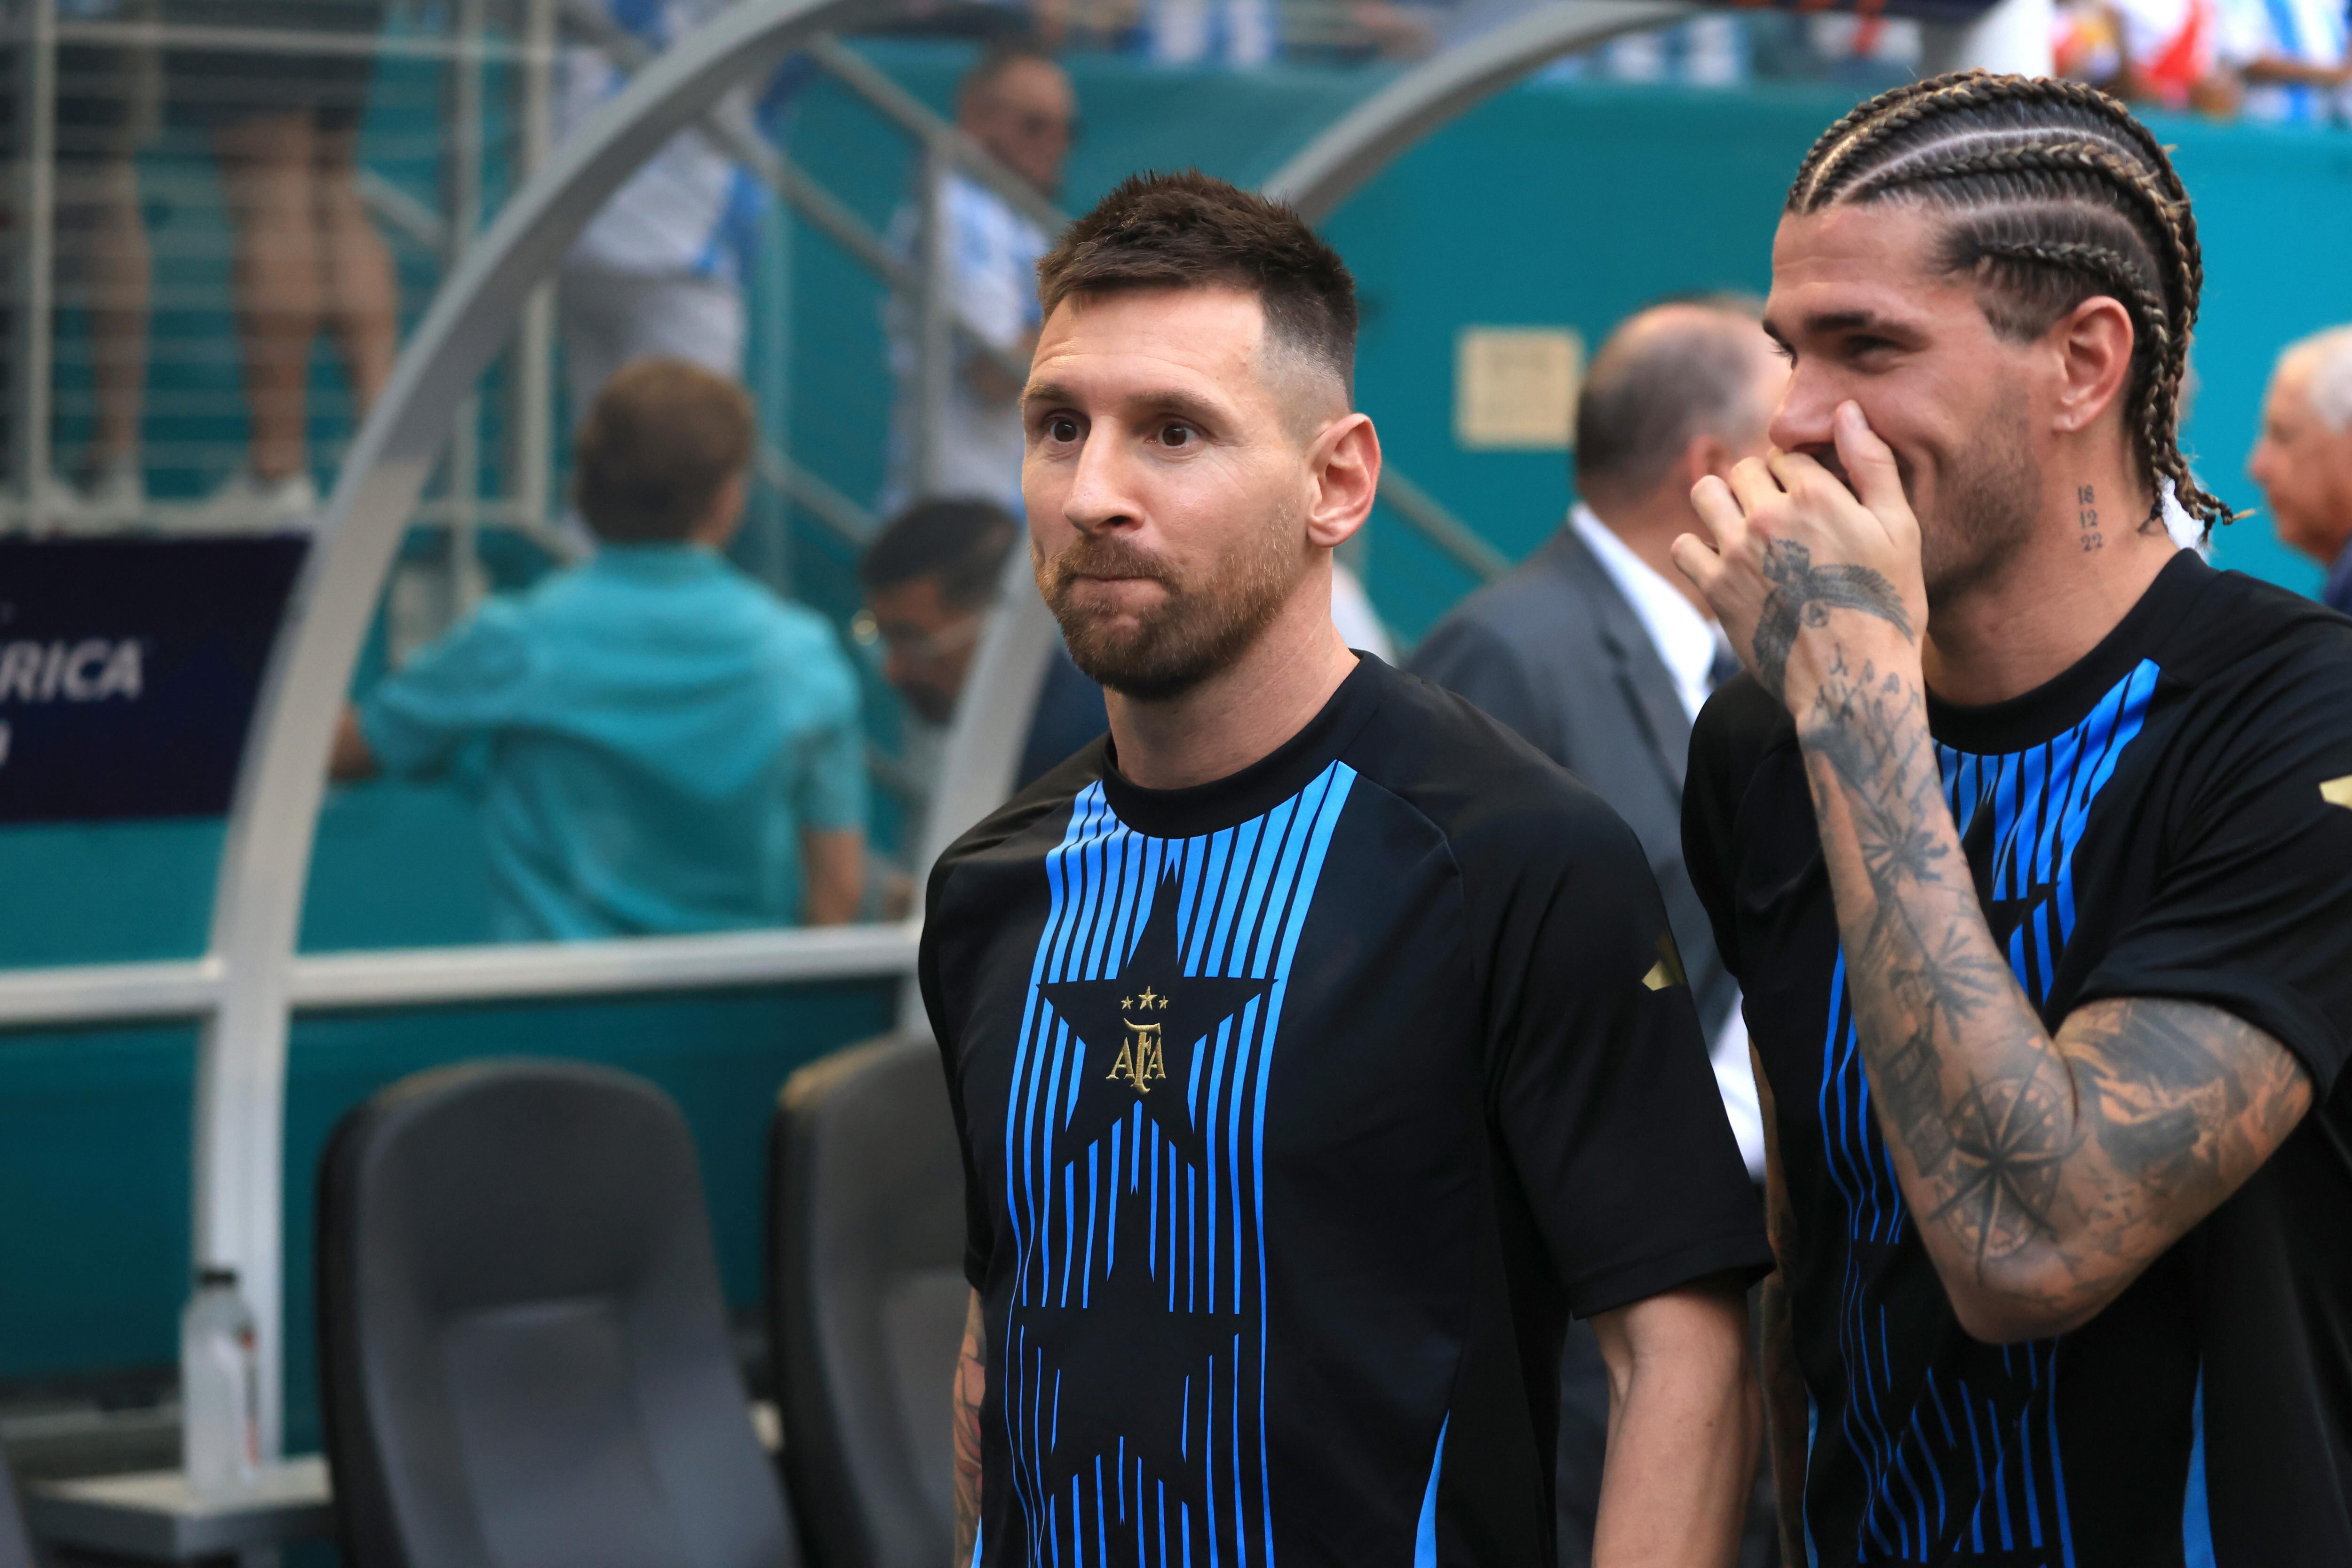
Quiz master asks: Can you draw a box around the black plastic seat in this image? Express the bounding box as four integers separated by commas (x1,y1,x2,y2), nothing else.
769,1035,968,1568
0,1449,31,1568
318,1059,798,1568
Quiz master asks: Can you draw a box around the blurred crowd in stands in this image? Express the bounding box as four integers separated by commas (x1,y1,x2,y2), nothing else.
2053,0,2350,121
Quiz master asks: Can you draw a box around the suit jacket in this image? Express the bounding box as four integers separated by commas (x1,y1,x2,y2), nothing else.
1409,523,1735,1042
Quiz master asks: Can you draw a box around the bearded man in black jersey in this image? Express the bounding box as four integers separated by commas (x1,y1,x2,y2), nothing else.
1674,73,2352,1568
922,171,1773,1568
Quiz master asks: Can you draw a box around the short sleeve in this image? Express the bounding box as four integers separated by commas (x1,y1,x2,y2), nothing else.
921,849,999,1293
1490,796,1772,1317
946,184,1025,352
794,707,867,834
2080,656,2352,1096
357,603,535,778
1407,618,1555,761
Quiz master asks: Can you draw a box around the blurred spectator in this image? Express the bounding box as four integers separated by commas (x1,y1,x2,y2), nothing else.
859,496,1108,790
2248,326,2352,614
1742,10,1921,87
2216,0,2351,122
1572,14,1753,84
165,1,398,528
556,0,793,420
1141,0,1278,66
2057,0,2234,111
881,42,1073,515
333,360,867,937
0,1,159,526
1034,0,1144,52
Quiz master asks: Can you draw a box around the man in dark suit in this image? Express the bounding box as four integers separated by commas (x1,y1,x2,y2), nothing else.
1410,299,1785,1567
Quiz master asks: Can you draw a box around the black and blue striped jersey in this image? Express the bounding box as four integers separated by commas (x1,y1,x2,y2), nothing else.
1685,551,2352,1568
921,654,1770,1568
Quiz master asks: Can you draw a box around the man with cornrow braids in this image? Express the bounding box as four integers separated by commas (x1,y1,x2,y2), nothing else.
1679,71,2352,1567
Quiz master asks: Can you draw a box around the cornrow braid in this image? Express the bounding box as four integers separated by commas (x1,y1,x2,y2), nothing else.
1788,70,2232,532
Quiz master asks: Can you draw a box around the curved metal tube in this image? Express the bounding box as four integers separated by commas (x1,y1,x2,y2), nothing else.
199,0,895,1454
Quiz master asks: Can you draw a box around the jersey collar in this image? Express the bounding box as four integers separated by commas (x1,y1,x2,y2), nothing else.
1096,655,1389,840
1926,548,2211,754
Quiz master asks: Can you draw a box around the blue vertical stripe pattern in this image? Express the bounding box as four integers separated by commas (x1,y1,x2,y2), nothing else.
1810,660,2158,1564
2183,1373,2216,1568
1413,1416,1449,1568
991,766,1358,1567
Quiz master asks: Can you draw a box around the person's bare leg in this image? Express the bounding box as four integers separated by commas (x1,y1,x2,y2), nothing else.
213,110,320,481
313,126,396,415
83,154,151,470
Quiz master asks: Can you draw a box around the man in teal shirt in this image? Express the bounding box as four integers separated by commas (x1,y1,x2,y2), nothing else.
332,359,866,939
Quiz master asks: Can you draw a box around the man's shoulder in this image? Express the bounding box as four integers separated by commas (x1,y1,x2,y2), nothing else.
2168,564,2352,694
1347,661,1645,876
1689,670,1795,789
925,743,1106,921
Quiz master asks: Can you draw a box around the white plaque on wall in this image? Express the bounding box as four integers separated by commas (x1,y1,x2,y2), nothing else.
1453,327,1583,451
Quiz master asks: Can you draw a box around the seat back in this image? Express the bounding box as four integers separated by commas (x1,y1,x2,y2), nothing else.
0,1448,32,1568
770,1036,968,1568
318,1059,796,1568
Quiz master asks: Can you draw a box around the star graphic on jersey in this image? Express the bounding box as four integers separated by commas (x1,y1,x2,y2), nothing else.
1015,1242,1240,1521
1038,869,1273,1171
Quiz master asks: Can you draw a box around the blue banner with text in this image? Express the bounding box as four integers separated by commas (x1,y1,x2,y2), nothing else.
0,536,308,824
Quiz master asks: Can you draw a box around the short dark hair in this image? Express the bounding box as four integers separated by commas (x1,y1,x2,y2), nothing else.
572,359,754,543
1788,71,2225,529
860,497,1019,610
961,37,1059,105
1574,300,1771,507
1035,170,1357,401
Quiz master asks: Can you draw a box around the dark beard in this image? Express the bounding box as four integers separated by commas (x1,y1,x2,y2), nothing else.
1919,396,2042,611
1035,521,1301,702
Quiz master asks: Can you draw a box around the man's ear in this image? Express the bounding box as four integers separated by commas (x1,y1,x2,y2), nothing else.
1304,412,1380,551
2050,294,2137,436
1685,432,1739,489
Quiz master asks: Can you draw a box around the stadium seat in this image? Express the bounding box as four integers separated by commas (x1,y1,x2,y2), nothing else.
317,1059,799,1568
769,1036,967,1568
0,1448,31,1568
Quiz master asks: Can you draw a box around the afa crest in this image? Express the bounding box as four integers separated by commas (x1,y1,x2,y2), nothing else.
1107,986,1169,1094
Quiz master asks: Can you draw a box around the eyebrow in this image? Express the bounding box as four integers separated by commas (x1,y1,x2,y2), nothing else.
1022,380,1232,431
1766,309,1920,344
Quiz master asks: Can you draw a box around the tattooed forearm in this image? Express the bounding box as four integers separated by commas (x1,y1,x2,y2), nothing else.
953,1290,986,1566
1750,541,1916,701
1793,641,2314,1338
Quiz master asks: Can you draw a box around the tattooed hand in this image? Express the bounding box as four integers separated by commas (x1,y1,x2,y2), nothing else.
1673,400,1927,712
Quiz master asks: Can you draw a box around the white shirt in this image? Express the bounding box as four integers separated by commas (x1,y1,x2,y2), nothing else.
1330,562,1396,663
882,173,1052,516
558,0,764,283
1568,504,1765,1179
1569,504,1721,722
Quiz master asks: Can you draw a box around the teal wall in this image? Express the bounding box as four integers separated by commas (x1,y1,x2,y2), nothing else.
6,45,2349,1442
